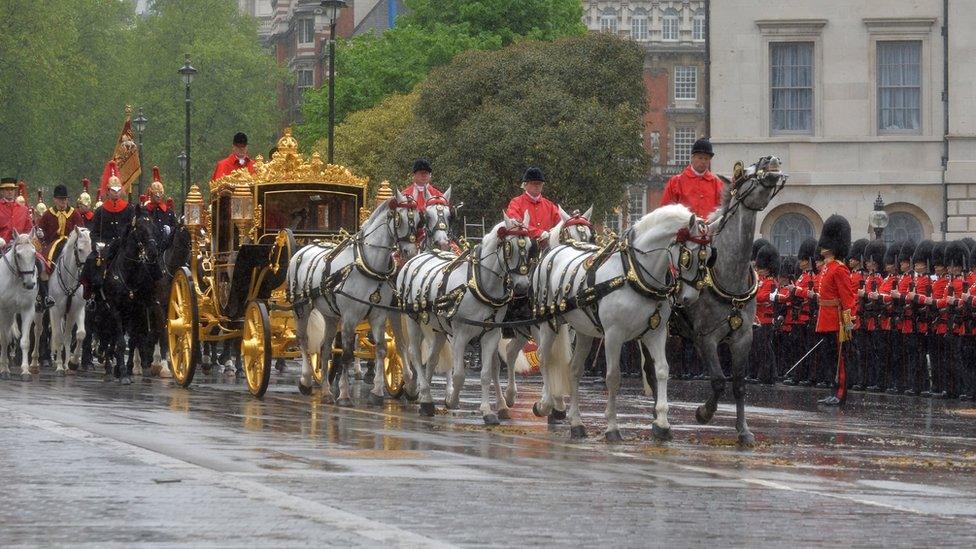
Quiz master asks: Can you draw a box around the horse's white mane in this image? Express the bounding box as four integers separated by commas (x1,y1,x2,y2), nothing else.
362,196,393,229
633,203,694,237
481,221,505,255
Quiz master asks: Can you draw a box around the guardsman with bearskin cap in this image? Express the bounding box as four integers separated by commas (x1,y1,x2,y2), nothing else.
790,237,821,386
774,255,799,380
860,239,887,392
878,241,905,392
814,215,856,407
752,243,781,385
141,167,177,250
847,238,868,391
895,240,934,395
927,242,949,397
956,238,976,400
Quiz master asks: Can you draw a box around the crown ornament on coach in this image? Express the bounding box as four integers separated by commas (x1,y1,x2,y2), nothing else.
817,214,851,259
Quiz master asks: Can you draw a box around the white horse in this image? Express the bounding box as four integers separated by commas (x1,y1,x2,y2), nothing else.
288,190,421,405
420,186,454,251
43,227,92,375
0,232,39,380
497,205,595,412
532,204,713,441
397,212,537,424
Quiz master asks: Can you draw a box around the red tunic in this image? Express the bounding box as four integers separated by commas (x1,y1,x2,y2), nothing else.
861,272,885,331
659,166,725,219
815,259,856,333
402,183,444,212
773,286,795,332
38,207,86,258
505,193,560,240
793,271,819,324
850,270,864,329
0,199,33,242
755,276,777,325
896,272,931,334
878,274,899,331
211,153,255,181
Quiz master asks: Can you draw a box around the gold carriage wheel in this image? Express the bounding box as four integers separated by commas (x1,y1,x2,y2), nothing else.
383,333,404,399
241,300,272,398
167,267,199,388
310,352,325,385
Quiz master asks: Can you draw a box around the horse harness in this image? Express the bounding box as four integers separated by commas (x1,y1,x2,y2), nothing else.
2,239,36,282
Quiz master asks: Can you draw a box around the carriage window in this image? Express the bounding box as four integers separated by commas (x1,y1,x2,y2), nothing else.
263,191,358,234
771,212,815,256
883,212,923,245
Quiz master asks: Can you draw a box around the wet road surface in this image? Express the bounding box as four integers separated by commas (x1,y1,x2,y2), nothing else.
2,366,976,547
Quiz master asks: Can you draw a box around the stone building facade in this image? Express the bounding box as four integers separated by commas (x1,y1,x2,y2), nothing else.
710,0,976,251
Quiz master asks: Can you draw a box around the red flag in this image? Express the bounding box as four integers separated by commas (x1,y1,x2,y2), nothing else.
102,106,141,196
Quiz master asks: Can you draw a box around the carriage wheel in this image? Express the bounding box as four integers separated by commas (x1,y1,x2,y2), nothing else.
242,301,272,398
383,335,404,399
168,267,200,388
310,352,325,385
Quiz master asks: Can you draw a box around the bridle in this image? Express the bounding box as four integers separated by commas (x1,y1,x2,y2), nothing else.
55,229,89,296
559,212,595,243
713,156,788,235
386,196,422,252
497,224,539,278
3,238,36,284
424,195,455,248
673,220,715,291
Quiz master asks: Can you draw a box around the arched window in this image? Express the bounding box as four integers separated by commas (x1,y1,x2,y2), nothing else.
771,212,815,256
631,9,649,41
662,9,679,41
692,11,706,41
883,211,923,244
600,10,618,34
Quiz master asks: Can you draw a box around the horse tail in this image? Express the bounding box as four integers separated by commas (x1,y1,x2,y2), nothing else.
546,324,573,398
306,308,326,354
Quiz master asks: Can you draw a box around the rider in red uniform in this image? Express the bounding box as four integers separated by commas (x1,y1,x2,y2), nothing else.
212,132,256,181
815,214,856,407
505,167,560,243
659,138,725,219
401,159,444,211
0,177,32,246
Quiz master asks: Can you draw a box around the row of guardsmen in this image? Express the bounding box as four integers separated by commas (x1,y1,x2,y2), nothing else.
749,233,976,400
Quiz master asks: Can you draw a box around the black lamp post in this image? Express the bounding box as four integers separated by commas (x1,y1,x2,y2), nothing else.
178,54,197,208
177,151,187,206
869,193,890,241
133,107,148,195
321,0,348,164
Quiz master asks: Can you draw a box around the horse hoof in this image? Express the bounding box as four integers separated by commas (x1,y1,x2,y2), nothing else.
367,392,385,406
497,407,512,420
604,429,624,443
570,425,587,439
55,369,66,377
20,373,31,382
354,371,363,381
504,394,517,408
121,377,132,385
0,372,9,380
298,382,313,396
443,399,458,410
738,432,756,449
483,414,500,426
68,361,79,371
531,402,545,417
547,413,563,425
551,409,567,421
149,363,163,377
337,397,354,408
419,402,436,417
651,423,673,442
275,359,287,374
695,405,712,425
403,387,419,402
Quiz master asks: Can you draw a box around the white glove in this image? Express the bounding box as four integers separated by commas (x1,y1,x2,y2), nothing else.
540,231,550,241
163,225,172,237
0,237,6,248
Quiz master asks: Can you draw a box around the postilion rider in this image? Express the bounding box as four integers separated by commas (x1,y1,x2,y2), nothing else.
0,176,51,307
37,184,86,307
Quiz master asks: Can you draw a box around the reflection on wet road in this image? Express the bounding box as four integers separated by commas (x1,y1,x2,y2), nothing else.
2,367,975,546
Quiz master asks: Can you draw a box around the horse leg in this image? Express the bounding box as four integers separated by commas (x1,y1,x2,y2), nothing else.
366,315,388,404
642,327,672,441
602,329,625,442
694,337,726,425
410,324,438,415
445,330,472,410
388,313,414,390
19,309,36,380
532,325,558,417
0,323,11,379
479,330,503,424
492,334,513,420
69,303,85,371
567,334,594,439
336,318,359,406
729,332,756,447
501,333,526,408
50,305,66,375
29,317,41,373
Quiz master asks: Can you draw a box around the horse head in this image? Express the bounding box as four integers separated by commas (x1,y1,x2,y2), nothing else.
71,227,93,266
423,186,454,252
556,205,595,245
672,214,714,307
130,209,160,264
6,231,37,290
721,155,789,217
498,211,539,295
388,190,422,259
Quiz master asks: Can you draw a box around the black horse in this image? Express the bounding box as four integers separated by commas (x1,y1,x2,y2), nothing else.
83,211,161,383
145,224,192,375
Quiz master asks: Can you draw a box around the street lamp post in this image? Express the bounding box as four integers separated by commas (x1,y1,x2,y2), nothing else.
133,107,148,196
177,151,187,206
869,193,890,241
321,0,348,165
178,54,197,210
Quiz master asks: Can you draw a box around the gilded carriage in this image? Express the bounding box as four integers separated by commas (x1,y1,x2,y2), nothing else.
166,129,403,398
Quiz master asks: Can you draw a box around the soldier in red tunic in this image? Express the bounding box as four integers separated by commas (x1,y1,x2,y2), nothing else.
877,242,904,393
847,239,868,391
788,238,820,386
0,176,33,247
861,240,887,392
814,214,856,407
752,244,780,385
211,132,256,182
77,178,94,223
401,159,444,212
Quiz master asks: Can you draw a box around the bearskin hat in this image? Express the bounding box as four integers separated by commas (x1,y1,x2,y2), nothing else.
797,237,819,265
932,241,949,268
962,237,976,258
755,244,781,275
849,238,869,263
912,240,935,271
884,240,901,266
946,240,971,269
779,255,799,279
863,240,886,267
751,238,772,261
817,214,851,259
897,239,917,265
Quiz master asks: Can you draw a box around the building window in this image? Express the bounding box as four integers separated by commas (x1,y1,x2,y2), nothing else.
771,213,815,257
600,11,618,34
296,69,314,100
627,185,647,228
692,11,705,41
632,14,649,41
297,18,315,45
675,66,697,101
662,10,679,41
605,212,622,235
770,42,814,134
878,41,921,133
883,212,923,245
673,127,696,165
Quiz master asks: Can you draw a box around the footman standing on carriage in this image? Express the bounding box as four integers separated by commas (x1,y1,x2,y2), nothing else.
814,214,856,407
142,167,177,249
212,132,255,181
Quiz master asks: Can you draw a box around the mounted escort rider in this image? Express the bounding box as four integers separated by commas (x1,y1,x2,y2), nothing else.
77,178,94,224
37,184,86,309
0,177,48,307
141,167,177,250
90,163,134,249
659,138,724,219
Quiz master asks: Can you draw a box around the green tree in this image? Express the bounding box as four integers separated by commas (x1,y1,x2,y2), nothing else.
313,92,419,199
403,0,586,44
392,33,648,219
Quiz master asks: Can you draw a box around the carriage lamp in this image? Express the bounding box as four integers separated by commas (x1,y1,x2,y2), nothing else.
184,184,204,229
869,193,889,240
231,184,254,245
